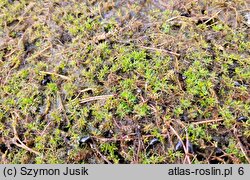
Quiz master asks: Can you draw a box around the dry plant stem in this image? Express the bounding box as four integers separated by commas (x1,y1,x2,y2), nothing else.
79,88,95,93
13,141,40,156
90,144,112,164
44,95,51,116
80,95,114,103
149,104,160,128
169,125,191,164
191,118,224,125
219,149,241,163
1,151,9,164
233,126,250,163
5,49,17,58
136,127,142,163
186,130,189,154
183,128,191,164
236,141,250,163
206,150,215,164
138,45,180,56
165,16,181,23
39,70,71,80
40,122,52,136
204,9,223,24
92,133,168,143
72,88,95,101
98,2,104,19
11,112,41,156
230,6,238,28
57,92,70,125
2,69,12,86
10,2,35,31
238,9,250,12
26,45,52,61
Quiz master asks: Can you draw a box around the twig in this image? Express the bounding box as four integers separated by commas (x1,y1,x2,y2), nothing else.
98,2,104,19
92,133,168,143
184,127,191,164
233,126,250,163
72,88,95,101
57,92,70,125
12,141,40,156
169,125,191,164
79,88,95,93
80,95,114,103
43,95,51,116
11,112,41,156
40,122,52,136
10,2,35,31
165,16,181,23
204,9,223,24
137,45,180,56
39,70,71,80
90,144,112,164
135,126,142,163
191,118,224,125
26,45,52,61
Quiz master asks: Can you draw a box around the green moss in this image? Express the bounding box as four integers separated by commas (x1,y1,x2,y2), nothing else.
0,0,249,164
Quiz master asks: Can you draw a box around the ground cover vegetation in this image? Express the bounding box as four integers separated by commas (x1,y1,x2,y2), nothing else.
0,0,249,164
